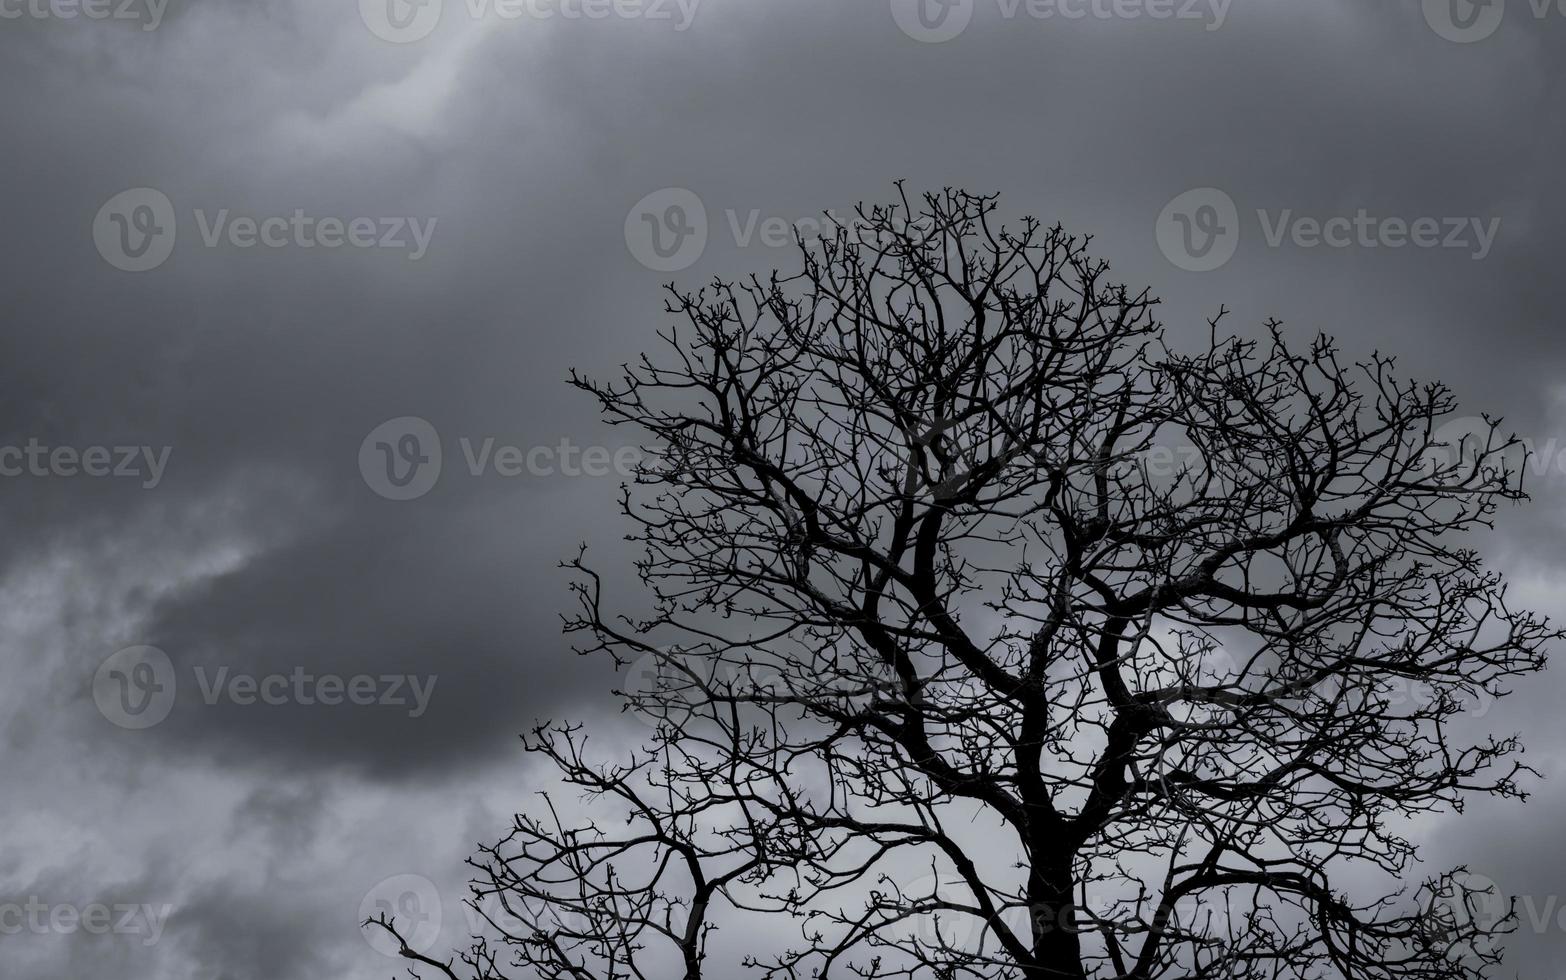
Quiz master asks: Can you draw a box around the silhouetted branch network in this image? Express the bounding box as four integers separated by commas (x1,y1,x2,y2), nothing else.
368,185,1553,980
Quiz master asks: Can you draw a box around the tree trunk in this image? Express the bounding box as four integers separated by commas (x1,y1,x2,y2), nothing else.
1027,856,1087,980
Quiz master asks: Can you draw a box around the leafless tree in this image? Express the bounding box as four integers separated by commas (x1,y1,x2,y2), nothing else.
368,186,1554,980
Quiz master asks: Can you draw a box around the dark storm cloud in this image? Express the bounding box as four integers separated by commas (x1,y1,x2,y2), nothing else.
163,878,351,980
135,487,632,777
5,0,1566,976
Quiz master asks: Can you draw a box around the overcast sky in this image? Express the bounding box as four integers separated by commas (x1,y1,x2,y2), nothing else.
4,0,1566,976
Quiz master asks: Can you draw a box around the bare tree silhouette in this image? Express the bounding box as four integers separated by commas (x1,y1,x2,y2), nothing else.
369,187,1554,980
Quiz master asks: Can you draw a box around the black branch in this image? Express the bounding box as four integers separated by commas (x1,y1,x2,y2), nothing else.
372,186,1554,980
